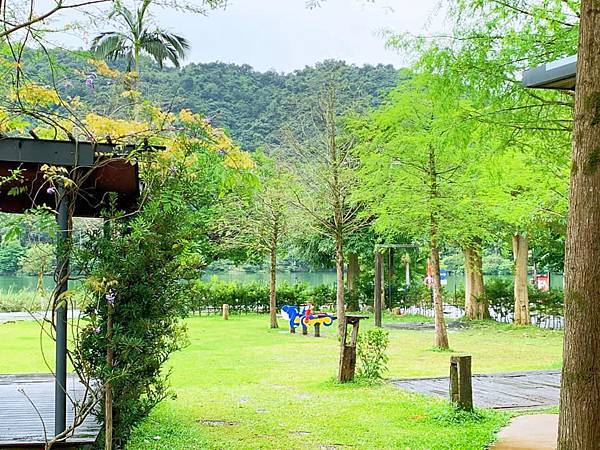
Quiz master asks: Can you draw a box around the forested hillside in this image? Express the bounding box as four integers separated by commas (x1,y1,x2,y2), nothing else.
26,51,402,149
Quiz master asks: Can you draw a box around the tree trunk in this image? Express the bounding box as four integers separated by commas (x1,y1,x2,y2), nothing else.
464,244,489,320
430,242,449,349
269,248,278,328
512,234,530,325
346,252,360,311
427,144,449,349
558,2,600,446
335,236,346,336
405,258,410,286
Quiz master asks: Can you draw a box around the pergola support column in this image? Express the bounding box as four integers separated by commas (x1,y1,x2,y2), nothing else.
54,184,71,437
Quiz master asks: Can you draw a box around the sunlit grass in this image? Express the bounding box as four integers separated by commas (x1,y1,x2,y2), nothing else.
0,314,563,449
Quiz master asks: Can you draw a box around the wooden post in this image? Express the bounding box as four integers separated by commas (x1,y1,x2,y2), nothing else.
449,355,473,411
374,252,383,327
314,323,321,337
337,315,368,382
387,248,394,308
222,304,229,320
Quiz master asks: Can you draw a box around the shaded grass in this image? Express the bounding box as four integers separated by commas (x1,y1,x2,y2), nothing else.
0,314,563,449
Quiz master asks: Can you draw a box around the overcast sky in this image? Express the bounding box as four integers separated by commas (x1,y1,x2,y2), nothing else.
58,0,447,73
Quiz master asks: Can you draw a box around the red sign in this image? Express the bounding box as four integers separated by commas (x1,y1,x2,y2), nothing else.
536,274,550,292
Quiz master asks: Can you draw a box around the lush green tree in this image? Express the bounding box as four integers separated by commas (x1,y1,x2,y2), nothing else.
353,74,488,348
285,84,367,334
387,0,573,323
218,152,291,328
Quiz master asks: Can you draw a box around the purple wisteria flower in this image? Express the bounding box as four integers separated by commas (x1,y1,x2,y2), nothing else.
94,326,101,334
85,73,97,89
105,290,116,307
218,149,228,156
202,116,212,126
46,186,56,195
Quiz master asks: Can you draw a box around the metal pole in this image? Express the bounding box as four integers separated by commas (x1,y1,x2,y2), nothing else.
54,184,70,437
374,251,383,327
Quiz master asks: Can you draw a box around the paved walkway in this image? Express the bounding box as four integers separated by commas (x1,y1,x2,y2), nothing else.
0,310,81,323
492,414,558,449
391,370,561,409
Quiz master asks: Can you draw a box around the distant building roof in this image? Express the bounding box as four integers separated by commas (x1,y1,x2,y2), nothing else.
522,55,576,90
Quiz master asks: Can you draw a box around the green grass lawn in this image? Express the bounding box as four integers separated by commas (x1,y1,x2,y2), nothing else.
0,314,563,449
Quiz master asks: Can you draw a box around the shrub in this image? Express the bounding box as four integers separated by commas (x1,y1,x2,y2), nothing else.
356,328,390,381
394,283,431,309
0,288,43,312
190,279,336,313
485,278,564,319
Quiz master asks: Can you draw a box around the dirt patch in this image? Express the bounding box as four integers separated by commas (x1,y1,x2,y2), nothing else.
199,419,240,427
290,431,311,436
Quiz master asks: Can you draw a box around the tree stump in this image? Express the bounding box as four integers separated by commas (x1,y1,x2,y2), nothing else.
222,304,229,320
449,355,473,411
337,315,369,382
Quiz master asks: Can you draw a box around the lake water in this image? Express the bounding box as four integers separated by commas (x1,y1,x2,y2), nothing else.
0,271,339,293
0,271,563,293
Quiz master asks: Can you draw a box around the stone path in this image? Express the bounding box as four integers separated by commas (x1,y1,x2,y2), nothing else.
384,321,466,330
492,414,558,449
391,369,561,409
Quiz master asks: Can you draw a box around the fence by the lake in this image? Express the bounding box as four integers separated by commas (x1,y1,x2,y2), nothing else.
397,302,564,330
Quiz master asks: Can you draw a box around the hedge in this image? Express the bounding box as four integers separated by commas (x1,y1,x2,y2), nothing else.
188,279,337,314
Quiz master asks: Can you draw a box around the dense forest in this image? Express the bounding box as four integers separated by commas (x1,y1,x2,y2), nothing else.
26,50,402,150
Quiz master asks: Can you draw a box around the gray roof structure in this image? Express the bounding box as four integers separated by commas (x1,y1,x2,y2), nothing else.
522,55,576,90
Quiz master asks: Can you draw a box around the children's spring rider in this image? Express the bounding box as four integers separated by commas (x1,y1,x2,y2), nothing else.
281,303,336,336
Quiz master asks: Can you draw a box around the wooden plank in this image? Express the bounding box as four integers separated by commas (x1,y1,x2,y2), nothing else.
391,369,560,409
0,373,100,447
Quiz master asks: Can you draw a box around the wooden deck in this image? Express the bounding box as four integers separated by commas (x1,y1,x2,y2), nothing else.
391,369,561,409
0,374,100,448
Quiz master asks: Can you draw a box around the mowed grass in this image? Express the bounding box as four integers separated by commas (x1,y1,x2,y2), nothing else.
0,314,564,449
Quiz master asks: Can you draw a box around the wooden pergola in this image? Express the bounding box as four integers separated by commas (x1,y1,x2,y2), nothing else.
0,136,151,443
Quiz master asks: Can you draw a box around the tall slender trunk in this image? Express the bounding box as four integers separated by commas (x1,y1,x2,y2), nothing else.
335,235,346,336
558,2,600,446
428,144,449,349
512,234,530,325
269,247,278,329
430,238,449,349
404,256,410,286
346,252,360,311
464,243,488,320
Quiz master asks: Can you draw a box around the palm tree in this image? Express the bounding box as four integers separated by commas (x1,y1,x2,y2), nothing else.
91,0,189,77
